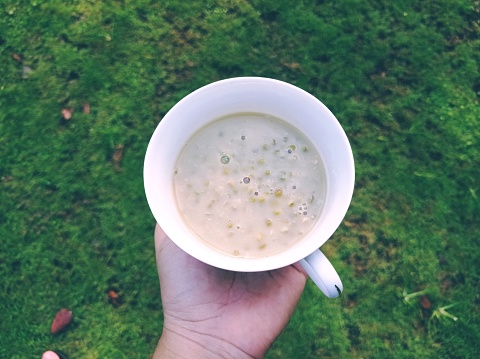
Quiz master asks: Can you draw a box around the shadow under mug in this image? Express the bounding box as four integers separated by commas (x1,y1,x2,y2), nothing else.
144,77,354,298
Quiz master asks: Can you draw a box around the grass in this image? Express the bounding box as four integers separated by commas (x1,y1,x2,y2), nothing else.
1,0,479,358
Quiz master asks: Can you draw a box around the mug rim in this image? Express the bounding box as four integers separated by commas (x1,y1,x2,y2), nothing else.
144,77,354,271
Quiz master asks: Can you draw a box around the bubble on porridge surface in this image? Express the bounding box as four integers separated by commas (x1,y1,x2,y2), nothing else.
243,176,251,184
298,203,309,213
220,155,230,164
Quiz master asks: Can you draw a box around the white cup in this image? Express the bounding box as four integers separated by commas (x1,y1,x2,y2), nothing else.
144,77,354,298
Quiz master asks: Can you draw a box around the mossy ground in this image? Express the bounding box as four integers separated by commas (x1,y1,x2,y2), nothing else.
1,1,479,358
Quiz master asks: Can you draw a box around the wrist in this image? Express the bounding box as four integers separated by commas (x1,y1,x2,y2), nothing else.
154,323,258,359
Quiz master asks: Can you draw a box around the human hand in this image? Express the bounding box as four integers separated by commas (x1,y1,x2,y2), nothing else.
152,224,307,359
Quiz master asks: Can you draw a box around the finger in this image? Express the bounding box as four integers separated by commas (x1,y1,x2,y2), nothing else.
154,223,170,252
154,224,197,272
291,261,309,279
154,223,177,274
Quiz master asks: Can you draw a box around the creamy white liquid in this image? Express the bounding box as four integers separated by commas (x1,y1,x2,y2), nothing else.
173,113,326,258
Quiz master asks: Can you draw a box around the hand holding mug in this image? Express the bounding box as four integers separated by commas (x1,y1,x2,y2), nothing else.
153,224,307,359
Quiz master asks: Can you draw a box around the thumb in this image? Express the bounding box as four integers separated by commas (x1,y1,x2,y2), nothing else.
154,223,170,252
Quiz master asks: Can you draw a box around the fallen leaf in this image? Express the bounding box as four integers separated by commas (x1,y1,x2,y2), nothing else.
12,53,23,62
108,289,119,305
112,144,124,172
51,308,73,334
83,102,90,114
61,108,73,120
420,295,431,309
281,61,301,70
108,289,118,300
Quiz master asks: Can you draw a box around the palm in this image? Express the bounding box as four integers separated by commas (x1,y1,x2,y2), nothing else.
155,225,307,358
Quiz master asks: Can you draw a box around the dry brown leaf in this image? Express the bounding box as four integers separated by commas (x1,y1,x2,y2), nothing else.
281,61,301,70
12,53,23,62
420,295,431,309
108,289,118,300
112,144,124,172
51,308,73,334
108,289,119,305
83,102,90,114
61,108,73,120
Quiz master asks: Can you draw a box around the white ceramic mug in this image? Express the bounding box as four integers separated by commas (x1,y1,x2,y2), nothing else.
144,77,354,298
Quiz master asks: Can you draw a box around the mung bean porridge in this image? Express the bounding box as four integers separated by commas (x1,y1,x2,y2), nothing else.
173,112,326,258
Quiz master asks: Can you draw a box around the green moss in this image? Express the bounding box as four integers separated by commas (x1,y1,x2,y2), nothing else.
1,1,479,358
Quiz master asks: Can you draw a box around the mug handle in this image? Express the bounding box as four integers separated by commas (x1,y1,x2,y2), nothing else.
299,250,343,298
